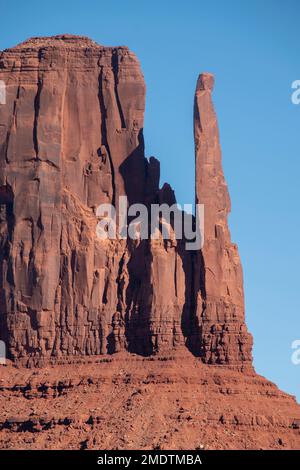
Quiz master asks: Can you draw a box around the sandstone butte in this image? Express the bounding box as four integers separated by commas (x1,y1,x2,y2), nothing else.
0,35,299,450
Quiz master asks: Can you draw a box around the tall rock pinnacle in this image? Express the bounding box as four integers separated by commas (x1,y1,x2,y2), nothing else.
194,72,253,365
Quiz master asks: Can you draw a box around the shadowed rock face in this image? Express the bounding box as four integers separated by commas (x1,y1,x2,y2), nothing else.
0,35,252,366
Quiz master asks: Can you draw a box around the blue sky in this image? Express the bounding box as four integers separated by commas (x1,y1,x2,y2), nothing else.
1,0,300,401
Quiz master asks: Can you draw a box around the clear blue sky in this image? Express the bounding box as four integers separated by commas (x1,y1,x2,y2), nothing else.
1,0,299,401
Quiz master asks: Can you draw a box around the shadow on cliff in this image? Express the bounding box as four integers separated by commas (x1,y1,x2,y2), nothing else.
178,215,206,358
105,131,155,356
0,184,15,357
123,239,155,356
119,130,147,206
116,137,208,358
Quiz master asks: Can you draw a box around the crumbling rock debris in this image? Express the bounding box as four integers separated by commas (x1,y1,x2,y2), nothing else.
0,353,299,450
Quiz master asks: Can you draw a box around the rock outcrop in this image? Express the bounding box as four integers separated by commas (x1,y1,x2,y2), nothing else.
0,35,299,451
193,73,252,365
0,35,188,361
0,353,300,450
0,35,252,365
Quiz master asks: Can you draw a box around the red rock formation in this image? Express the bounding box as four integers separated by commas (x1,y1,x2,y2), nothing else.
194,73,253,365
0,35,299,451
0,36,253,366
0,35,188,361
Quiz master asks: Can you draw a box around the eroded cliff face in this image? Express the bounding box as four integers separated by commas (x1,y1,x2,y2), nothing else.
0,35,252,366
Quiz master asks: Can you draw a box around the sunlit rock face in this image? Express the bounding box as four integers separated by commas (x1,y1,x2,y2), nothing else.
193,72,253,365
0,36,252,366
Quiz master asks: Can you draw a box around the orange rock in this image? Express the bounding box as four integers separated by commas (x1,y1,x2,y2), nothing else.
194,72,253,365
0,36,299,450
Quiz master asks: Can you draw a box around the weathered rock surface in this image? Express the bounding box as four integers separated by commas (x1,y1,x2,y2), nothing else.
0,35,252,365
0,35,250,364
0,34,299,450
0,352,299,450
193,73,253,365
0,35,184,360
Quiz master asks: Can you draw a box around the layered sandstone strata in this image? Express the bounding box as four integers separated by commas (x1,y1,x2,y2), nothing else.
0,35,252,365
0,353,300,450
